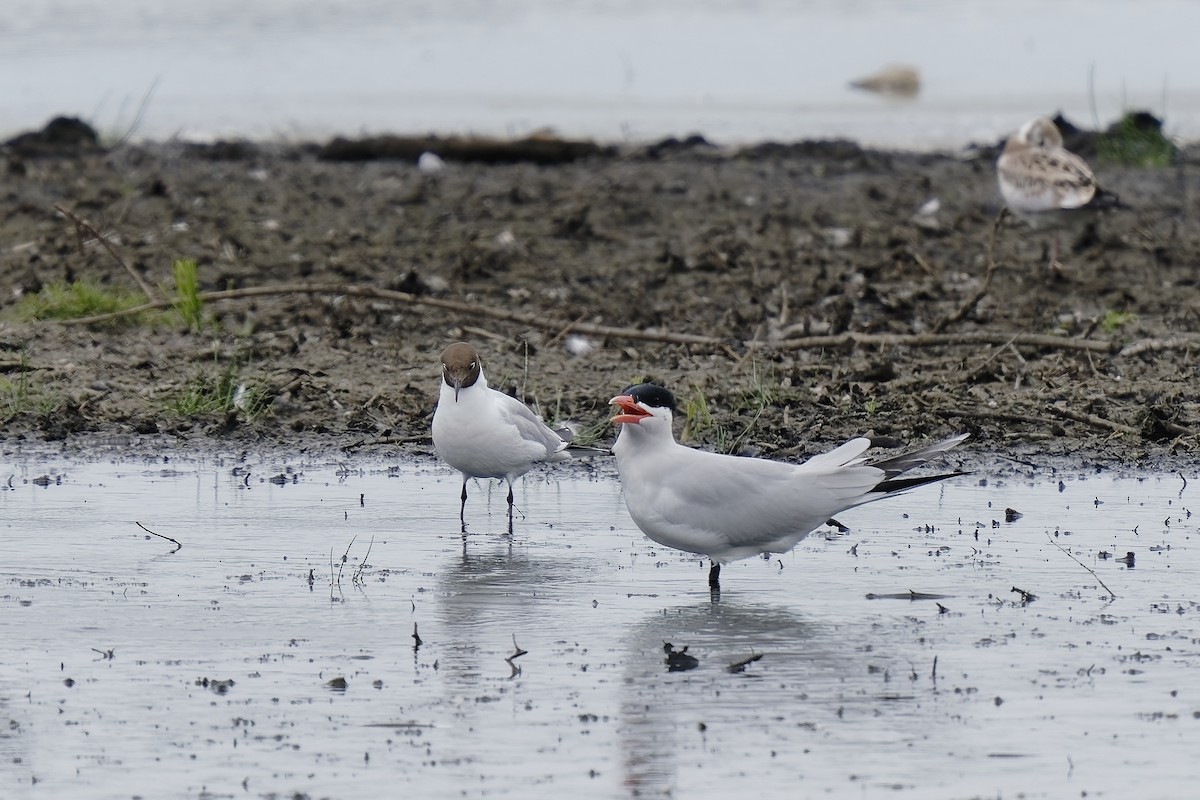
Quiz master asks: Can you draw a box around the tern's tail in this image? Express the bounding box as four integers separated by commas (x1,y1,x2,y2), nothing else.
869,432,969,479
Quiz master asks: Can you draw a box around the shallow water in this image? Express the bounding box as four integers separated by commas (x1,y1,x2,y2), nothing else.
2,453,1198,799
3,0,1198,147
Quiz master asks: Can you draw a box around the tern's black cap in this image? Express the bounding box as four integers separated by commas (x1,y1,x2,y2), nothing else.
621,383,676,411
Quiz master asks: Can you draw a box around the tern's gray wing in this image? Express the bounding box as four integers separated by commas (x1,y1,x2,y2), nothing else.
628,445,885,555
867,432,970,478
798,437,873,469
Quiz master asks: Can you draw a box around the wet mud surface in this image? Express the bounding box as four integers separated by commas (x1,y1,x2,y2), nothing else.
3,125,1200,467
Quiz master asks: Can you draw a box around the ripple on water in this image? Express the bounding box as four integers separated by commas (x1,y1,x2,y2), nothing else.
1,457,1198,798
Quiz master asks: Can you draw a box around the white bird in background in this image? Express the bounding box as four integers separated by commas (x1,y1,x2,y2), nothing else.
609,383,968,591
848,63,921,99
431,342,571,530
996,116,1123,263
417,151,446,175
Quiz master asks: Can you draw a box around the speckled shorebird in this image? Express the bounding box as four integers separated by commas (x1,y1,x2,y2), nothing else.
609,383,968,591
996,116,1123,264
431,342,571,530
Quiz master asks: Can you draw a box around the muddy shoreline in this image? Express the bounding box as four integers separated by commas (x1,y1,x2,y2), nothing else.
2,123,1199,469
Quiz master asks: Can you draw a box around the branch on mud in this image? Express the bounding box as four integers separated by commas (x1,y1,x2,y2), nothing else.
52,281,1119,355
56,283,725,346
937,407,1060,428
945,403,1195,442
1045,404,1140,435
1119,335,1200,358
1160,421,1200,439
53,203,161,303
0,360,53,373
769,331,1116,354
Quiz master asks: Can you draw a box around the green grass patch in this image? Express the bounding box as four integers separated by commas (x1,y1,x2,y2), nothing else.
15,281,146,324
568,415,612,448
1097,113,1174,167
172,258,205,331
721,375,778,455
171,364,272,419
680,386,714,444
0,357,66,419
1099,309,1136,333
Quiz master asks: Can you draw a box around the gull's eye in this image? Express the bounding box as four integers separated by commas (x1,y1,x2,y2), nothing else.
469,361,476,369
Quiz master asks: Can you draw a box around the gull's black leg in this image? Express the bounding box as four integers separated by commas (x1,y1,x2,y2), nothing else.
708,561,721,591
459,479,468,533
506,482,515,536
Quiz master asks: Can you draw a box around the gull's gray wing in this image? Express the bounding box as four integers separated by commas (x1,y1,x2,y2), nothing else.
496,393,570,458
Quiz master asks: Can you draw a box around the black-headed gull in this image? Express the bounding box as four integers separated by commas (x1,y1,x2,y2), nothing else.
431,342,570,529
996,116,1122,244
609,383,968,590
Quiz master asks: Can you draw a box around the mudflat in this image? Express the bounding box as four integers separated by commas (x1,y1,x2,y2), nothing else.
2,127,1198,467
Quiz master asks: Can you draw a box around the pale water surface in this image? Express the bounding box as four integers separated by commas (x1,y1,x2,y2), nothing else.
2,0,1199,147
2,452,1199,799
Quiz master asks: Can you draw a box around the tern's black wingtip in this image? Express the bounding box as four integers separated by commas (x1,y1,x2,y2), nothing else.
875,470,968,495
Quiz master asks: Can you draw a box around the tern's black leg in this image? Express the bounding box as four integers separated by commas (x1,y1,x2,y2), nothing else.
708,561,721,591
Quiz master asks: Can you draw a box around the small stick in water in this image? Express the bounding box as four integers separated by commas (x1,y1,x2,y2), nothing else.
135,522,181,552
1045,534,1116,600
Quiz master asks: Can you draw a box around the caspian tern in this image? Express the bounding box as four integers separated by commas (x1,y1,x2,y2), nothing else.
431,342,571,530
609,383,968,590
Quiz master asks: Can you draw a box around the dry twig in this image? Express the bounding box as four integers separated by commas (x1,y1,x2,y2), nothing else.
53,204,160,302
1045,404,1139,435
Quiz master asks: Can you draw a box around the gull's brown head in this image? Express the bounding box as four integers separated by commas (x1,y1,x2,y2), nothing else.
440,342,482,401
